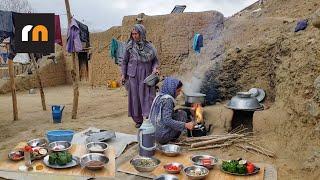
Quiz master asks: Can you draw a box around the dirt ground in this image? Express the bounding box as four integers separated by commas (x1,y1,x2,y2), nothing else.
0,85,319,179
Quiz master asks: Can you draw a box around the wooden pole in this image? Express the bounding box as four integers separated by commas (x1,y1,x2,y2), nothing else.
8,58,18,120
30,54,46,111
64,0,80,119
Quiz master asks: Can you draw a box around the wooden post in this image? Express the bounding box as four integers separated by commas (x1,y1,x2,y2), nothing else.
8,58,18,120
30,54,46,111
64,0,80,119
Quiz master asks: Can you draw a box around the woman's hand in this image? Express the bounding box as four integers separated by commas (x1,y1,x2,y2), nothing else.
121,75,126,85
153,68,159,75
185,121,195,130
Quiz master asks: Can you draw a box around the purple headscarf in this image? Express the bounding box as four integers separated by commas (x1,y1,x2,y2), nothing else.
126,24,156,62
149,77,181,125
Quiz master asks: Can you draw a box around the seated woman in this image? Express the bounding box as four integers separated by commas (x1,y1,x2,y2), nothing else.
149,77,194,144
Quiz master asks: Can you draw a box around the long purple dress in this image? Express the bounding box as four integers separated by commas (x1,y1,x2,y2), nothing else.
122,44,159,124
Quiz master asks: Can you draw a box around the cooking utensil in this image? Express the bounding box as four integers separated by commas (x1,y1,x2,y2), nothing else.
225,92,263,111
86,142,108,153
248,88,266,102
158,144,181,157
190,155,218,169
80,153,109,170
184,92,206,106
163,162,183,174
130,156,161,172
48,141,72,152
43,155,79,169
183,165,209,180
144,73,160,87
27,138,48,148
154,174,179,180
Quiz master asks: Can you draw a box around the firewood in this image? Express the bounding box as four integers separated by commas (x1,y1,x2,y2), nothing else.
191,134,244,148
189,143,232,151
235,144,275,157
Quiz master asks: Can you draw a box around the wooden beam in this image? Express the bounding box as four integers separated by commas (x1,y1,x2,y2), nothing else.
64,0,79,119
8,59,18,120
30,54,46,111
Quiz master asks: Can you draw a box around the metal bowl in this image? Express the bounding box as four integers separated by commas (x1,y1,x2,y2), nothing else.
163,162,183,174
154,174,179,180
48,141,72,152
226,92,263,111
86,142,108,153
144,73,160,87
184,165,209,180
190,155,218,169
159,144,181,157
80,153,109,170
8,150,24,161
27,138,48,148
130,156,161,172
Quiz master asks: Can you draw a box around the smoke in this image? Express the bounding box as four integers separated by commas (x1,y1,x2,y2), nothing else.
177,11,225,104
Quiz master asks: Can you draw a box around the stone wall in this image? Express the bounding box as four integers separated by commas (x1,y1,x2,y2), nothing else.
0,50,67,94
89,11,224,85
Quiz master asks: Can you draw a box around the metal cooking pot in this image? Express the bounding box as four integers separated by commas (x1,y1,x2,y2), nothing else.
225,92,263,111
144,73,160,87
184,92,206,106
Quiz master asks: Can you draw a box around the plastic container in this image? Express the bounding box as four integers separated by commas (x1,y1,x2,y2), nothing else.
46,130,74,143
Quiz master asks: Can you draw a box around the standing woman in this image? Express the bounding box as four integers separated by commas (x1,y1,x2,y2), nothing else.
121,24,159,128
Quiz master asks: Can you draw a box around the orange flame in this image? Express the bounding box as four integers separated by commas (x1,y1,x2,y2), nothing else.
192,103,204,123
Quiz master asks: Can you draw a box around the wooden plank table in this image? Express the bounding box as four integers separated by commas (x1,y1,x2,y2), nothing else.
118,151,264,180
0,142,115,179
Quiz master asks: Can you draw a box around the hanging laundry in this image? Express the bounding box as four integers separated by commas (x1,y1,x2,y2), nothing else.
75,20,90,48
77,52,89,81
110,38,125,65
0,10,14,44
66,18,83,53
192,33,204,53
54,15,63,46
295,19,308,32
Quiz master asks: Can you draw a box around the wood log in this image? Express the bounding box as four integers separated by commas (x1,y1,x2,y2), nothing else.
236,144,275,157
8,59,18,120
191,134,244,148
189,143,232,151
30,55,46,111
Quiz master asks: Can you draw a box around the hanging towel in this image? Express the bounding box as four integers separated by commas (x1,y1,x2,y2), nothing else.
66,18,83,53
75,20,90,48
192,33,203,53
54,15,63,46
110,38,118,60
0,10,14,44
110,38,126,65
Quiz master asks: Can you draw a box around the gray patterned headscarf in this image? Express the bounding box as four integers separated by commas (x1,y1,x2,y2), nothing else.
127,24,157,62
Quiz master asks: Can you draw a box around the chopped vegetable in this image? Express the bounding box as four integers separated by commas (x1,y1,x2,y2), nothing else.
48,151,72,166
136,159,157,167
222,159,257,174
246,163,255,173
166,165,180,171
237,164,246,174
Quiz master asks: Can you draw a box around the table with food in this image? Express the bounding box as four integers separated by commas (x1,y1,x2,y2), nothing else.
0,130,115,179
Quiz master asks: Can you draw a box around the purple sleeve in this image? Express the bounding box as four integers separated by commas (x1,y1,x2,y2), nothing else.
121,49,129,76
152,55,159,72
161,99,185,132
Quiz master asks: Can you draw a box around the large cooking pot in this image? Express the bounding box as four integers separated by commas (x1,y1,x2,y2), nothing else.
187,123,212,137
184,92,206,106
225,92,263,111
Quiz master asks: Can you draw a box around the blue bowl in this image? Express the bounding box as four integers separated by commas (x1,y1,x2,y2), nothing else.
46,130,74,143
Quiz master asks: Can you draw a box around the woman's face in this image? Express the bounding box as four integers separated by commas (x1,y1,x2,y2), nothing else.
176,87,183,97
131,29,140,41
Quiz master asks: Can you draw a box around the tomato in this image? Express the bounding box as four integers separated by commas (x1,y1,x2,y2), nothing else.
246,163,255,173
167,165,179,171
24,146,33,152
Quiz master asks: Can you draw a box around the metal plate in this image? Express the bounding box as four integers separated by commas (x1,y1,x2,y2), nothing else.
86,131,116,143
220,166,260,176
43,155,79,169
